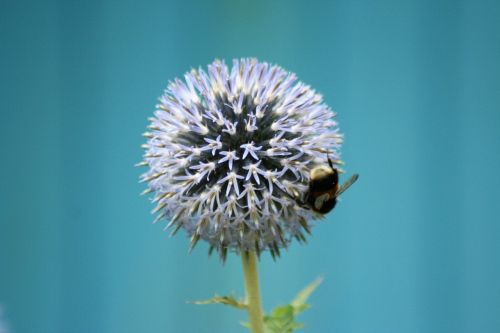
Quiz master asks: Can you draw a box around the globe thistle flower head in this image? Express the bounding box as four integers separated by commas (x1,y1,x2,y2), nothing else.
141,58,343,260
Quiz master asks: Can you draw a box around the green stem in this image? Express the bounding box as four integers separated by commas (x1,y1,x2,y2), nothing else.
241,251,265,333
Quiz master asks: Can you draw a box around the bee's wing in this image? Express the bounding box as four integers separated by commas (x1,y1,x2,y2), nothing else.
336,174,359,196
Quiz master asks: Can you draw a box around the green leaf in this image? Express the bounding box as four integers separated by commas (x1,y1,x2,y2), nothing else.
191,294,247,310
263,305,303,333
290,276,323,315
259,277,323,333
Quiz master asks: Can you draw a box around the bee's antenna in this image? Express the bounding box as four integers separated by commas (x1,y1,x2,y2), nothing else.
326,153,334,169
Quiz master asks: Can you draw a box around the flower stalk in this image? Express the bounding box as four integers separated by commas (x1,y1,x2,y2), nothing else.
241,251,265,333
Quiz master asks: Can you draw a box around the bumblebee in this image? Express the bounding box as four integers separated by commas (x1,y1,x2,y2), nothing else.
287,155,359,214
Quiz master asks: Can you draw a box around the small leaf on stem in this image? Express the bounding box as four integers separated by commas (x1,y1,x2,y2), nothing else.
192,294,247,310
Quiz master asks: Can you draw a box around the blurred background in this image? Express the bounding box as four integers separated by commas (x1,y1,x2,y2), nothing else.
1,0,499,332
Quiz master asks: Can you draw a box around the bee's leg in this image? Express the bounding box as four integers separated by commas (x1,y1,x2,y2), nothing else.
296,201,311,210
303,191,310,206
299,193,311,210
283,189,301,203
282,189,310,210
293,191,310,210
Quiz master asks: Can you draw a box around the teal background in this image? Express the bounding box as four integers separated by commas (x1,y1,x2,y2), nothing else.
1,0,500,332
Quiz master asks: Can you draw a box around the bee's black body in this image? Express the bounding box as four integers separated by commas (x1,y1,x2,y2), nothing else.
306,166,339,214
287,155,358,215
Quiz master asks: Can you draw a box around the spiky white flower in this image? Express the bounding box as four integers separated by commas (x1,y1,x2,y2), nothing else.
141,58,343,260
